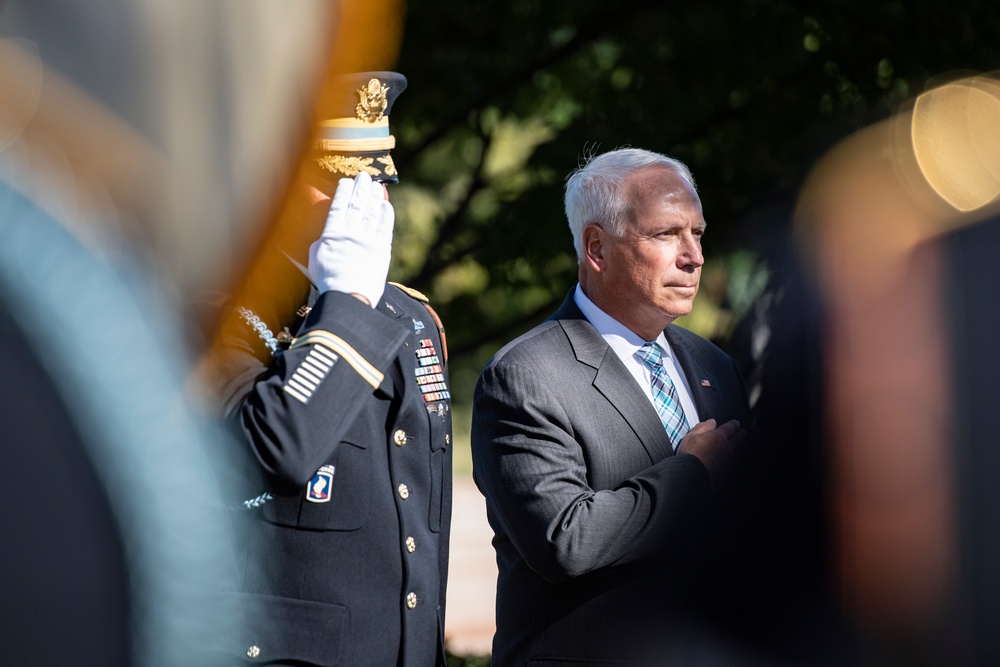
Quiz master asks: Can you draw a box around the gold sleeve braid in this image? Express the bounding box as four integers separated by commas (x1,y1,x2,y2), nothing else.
289,330,383,389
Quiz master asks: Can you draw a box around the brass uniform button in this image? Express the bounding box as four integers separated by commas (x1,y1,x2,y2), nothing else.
393,429,407,447
406,592,418,609
405,536,416,553
247,645,261,659
398,483,409,499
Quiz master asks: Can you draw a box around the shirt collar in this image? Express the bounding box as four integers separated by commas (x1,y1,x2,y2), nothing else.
573,284,670,356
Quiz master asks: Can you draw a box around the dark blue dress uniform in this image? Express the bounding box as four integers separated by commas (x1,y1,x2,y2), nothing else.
218,283,453,666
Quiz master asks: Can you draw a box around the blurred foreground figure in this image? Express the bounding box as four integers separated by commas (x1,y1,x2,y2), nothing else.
760,71,1000,665
0,0,352,665
202,72,454,666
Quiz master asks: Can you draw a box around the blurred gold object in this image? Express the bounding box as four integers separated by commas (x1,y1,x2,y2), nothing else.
911,75,1000,212
197,0,405,403
793,70,1000,649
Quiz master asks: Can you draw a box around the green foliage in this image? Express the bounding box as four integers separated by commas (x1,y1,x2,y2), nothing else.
446,651,491,667
389,0,1000,411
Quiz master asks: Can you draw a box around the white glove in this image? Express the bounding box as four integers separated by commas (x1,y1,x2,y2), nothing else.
308,171,394,308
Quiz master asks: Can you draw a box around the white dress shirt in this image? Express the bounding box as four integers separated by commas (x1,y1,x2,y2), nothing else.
574,284,700,427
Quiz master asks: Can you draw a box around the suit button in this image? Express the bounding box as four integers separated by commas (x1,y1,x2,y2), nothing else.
406,592,418,609
393,429,407,447
445,434,450,446
247,645,261,659
405,536,416,553
398,483,410,499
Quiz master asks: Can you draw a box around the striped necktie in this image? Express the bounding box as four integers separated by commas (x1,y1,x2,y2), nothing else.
637,342,690,449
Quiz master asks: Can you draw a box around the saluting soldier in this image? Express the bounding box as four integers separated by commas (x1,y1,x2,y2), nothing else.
207,72,454,666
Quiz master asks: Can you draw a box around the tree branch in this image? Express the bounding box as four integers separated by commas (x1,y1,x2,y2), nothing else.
449,293,565,357
409,120,492,289
396,0,659,164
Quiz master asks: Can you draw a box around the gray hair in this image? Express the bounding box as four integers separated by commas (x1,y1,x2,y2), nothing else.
564,147,697,260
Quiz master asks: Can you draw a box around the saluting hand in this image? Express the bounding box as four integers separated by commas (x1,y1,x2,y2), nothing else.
308,172,394,308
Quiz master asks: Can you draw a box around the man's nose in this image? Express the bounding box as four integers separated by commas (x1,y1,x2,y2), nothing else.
678,236,704,268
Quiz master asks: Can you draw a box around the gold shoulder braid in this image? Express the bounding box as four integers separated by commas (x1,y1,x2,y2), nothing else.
389,282,429,303
389,282,447,364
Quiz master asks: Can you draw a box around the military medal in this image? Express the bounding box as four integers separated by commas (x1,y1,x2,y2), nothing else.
413,338,450,402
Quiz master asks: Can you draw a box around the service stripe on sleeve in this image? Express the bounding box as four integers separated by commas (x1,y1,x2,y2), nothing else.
283,346,338,404
290,330,384,389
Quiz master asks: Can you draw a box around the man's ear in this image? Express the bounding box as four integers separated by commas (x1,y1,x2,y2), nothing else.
582,223,606,272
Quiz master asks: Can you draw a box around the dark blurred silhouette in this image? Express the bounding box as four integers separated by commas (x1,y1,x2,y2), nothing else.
0,1,404,665
736,71,1000,665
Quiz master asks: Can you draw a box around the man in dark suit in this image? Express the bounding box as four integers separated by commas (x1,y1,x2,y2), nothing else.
206,72,454,666
472,147,749,666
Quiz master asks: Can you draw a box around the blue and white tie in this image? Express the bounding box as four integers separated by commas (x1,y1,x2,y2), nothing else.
637,342,690,450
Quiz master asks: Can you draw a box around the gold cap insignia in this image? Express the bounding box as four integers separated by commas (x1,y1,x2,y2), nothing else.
356,78,390,123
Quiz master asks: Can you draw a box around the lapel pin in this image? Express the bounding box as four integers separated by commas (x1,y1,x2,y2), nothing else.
701,379,712,387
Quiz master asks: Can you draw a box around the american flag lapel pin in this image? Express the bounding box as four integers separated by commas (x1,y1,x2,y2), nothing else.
700,379,712,388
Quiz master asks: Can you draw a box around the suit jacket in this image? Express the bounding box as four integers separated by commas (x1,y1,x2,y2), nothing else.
471,290,750,667
216,285,453,667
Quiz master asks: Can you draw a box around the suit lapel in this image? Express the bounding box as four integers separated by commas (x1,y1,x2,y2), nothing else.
553,292,675,463
665,325,723,422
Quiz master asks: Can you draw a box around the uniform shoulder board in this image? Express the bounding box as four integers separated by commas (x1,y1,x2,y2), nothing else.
389,282,429,303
